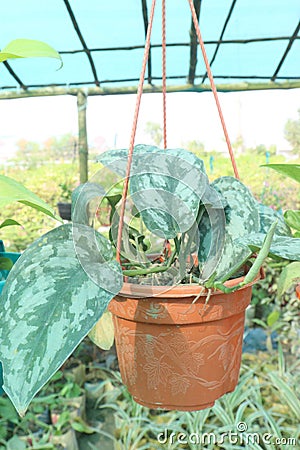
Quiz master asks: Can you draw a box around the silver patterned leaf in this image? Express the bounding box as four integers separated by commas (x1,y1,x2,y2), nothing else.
197,187,227,281
199,177,260,281
0,224,122,416
71,182,105,226
237,233,300,261
258,203,292,236
98,144,205,176
98,145,209,238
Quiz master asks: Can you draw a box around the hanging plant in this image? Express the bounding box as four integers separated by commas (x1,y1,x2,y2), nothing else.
1,145,299,414
1,4,300,414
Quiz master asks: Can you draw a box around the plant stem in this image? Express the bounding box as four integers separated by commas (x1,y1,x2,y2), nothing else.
123,248,177,277
268,261,290,268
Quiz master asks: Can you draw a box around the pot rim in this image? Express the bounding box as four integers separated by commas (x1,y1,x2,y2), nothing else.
117,267,264,299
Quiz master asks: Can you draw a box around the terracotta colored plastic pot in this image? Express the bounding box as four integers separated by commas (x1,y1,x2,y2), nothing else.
109,272,262,411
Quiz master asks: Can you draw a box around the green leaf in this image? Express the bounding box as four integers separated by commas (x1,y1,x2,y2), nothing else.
277,261,300,296
0,397,19,422
258,204,291,236
284,210,300,232
0,224,122,416
6,435,26,450
200,176,260,281
0,219,21,229
71,417,96,434
0,257,13,271
238,234,300,261
268,371,300,418
109,211,148,263
0,174,60,222
98,145,209,238
252,318,268,328
0,39,62,68
267,310,280,327
261,164,300,183
88,310,115,350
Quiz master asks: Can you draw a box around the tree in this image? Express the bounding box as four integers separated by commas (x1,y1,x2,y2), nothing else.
42,133,77,162
232,134,245,154
13,134,77,167
186,140,205,155
14,139,41,167
284,109,300,154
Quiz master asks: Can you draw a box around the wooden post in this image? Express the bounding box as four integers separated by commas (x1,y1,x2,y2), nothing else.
77,90,88,183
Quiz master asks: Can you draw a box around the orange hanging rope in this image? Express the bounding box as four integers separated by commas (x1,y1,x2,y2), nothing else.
187,0,240,180
116,0,157,263
162,0,167,149
116,0,239,263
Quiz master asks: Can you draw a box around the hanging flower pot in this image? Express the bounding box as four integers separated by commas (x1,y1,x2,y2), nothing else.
1,1,300,420
109,272,261,411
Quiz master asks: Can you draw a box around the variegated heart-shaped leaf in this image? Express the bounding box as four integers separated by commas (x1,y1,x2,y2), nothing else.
197,186,227,281
258,203,292,236
98,145,209,238
71,182,105,225
237,234,300,261
0,224,122,416
199,177,260,281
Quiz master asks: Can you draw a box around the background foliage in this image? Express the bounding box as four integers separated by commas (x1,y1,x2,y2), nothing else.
0,134,299,448
1,138,299,252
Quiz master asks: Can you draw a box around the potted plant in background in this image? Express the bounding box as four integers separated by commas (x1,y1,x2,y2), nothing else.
1,144,299,415
57,179,78,221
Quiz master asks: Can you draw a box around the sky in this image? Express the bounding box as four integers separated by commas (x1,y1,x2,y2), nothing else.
0,88,299,162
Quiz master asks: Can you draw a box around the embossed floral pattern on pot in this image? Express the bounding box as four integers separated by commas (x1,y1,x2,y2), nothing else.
109,274,260,411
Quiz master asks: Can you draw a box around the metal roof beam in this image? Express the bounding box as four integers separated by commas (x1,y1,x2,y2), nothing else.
63,0,100,87
188,0,201,85
271,20,300,81
201,0,237,83
3,74,299,92
57,36,299,54
141,0,153,85
3,61,27,90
